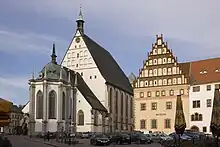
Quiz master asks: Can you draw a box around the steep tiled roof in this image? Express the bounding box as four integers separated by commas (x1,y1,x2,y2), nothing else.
82,34,133,95
190,58,220,85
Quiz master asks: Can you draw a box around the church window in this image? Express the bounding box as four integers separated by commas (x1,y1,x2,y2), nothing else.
78,110,84,125
36,90,43,119
147,91,151,97
72,52,75,58
94,75,97,79
170,90,174,96
153,69,157,76
84,58,88,65
84,50,88,57
158,49,161,54
67,61,71,66
159,79,162,86
67,52,71,59
75,45,77,48
173,78,176,84
145,81,148,86
157,39,162,45
154,59,157,65
79,51,83,57
172,67,176,74
154,80,157,86
88,57,92,64
163,58,167,64
48,90,57,119
149,70,153,76
145,70,148,77
168,58,171,63
163,48,166,54
140,81,144,87
79,59,83,65
149,81,153,86
163,68,167,75
77,53,79,58
158,58,162,64
168,68,172,75
79,45,81,48
158,68,162,76
81,72,83,76
168,79,172,85
149,60,152,65
62,92,65,120
90,76,92,79
177,78,181,84
163,79,167,85
71,60,75,66
176,67,179,74
153,49,157,55
76,64,78,67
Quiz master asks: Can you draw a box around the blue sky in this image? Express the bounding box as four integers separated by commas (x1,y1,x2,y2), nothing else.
0,0,219,105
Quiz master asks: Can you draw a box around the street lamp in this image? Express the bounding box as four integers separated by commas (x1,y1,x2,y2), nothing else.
68,115,72,145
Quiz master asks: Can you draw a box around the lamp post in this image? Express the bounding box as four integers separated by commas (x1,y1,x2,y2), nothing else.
68,115,72,145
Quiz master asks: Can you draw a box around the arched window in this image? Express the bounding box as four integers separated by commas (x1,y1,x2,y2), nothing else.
191,115,195,121
48,90,57,119
109,88,113,113
199,114,203,121
62,92,65,120
78,110,84,125
195,113,198,121
36,91,43,119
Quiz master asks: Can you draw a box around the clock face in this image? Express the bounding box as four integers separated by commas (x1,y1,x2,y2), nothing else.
75,37,80,43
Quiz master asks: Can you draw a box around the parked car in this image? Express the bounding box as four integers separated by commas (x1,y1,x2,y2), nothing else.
110,133,131,144
90,134,111,146
80,132,90,139
150,133,162,143
169,132,192,142
144,134,153,143
130,133,151,144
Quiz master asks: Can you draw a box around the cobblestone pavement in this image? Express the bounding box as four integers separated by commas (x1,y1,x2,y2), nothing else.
7,135,163,147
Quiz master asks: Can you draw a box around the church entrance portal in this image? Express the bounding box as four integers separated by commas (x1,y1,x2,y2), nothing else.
190,125,199,132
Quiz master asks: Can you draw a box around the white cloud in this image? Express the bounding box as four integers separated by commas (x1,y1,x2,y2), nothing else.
0,28,68,55
12,0,220,52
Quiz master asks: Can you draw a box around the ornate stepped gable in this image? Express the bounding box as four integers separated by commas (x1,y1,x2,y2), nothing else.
134,34,190,88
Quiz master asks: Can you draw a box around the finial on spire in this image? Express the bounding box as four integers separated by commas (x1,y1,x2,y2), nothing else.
51,43,57,64
31,69,35,80
77,6,84,21
76,6,85,34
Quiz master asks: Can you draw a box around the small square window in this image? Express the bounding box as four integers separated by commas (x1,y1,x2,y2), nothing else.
161,90,166,96
170,90,174,96
203,126,207,132
140,92,144,98
151,102,157,110
140,103,146,111
147,92,151,97
207,99,212,107
156,91,160,97
193,86,200,92
207,85,211,91
166,102,172,109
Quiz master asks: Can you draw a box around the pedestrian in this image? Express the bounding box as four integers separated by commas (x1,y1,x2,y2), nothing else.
47,131,50,141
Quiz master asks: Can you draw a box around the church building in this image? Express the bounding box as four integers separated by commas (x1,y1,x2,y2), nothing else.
28,8,133,134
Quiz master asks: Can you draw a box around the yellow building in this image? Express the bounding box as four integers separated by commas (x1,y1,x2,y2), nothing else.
0,98,12,127
133,34,190,134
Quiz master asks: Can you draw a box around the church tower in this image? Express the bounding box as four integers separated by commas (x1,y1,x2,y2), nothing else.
76,7,84,34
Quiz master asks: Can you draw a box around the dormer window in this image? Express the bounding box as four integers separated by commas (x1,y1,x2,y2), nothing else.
200,70,207,74
215,69,220,72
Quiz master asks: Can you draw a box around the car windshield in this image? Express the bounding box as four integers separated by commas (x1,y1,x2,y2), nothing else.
96,134,107,138
160,134,168,137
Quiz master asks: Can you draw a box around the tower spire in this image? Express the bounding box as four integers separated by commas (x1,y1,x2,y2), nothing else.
51,43,57,64
76,6,85,34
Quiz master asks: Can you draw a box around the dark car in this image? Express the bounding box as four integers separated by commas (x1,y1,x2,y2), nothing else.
90,134,111,146
169,132,192,142
130,133,151,144
110,133,131,144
